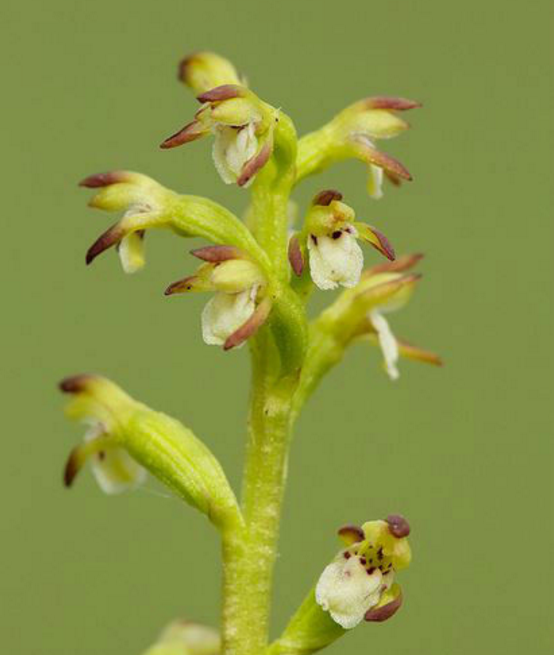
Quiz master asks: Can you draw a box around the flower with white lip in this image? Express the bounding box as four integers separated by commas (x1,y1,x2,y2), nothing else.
296,96,420,199
165,247,272,350
316,516,411,629
59,375,147,494
202,285,258,347
361,257,442,379
307,227,364,290
297,190,395,291
80,171,171,273
161,84,275,188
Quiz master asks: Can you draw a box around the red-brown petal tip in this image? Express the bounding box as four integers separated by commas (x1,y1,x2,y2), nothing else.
177,53,197,82
59,374,94,394
397,340,443,367
79,171,129,188
160,121,206,149
288,236,304,276
312,189,343,206
190,245,242,263
370,150,412,181
365,591,403,622
63,447,82,487
371,227,396,261
223,298,272,351
386,514,411,538
338,524,365,543
366,96,422,111
86,224,124,265
353,140,413,181
197,84,245,103
164,276,198,296
237,140,273,187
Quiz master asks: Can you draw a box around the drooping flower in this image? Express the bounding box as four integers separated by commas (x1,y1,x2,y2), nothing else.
79,171,171,273
360,255,442,379
296,190,395,290
161,83,276,188
165,246,272,350
316,516,411,629
296,96,420,199
59,375,147,494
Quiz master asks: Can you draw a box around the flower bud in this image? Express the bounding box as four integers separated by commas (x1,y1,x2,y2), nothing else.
60,375,241,529
179,52,242,95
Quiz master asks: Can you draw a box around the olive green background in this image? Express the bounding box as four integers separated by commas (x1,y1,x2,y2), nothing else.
2,0,552,653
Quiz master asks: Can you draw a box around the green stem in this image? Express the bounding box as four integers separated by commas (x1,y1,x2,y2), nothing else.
221,333,296,654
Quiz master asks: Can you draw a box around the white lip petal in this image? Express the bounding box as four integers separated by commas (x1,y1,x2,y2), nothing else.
315,555,384,629
367,164,384,200
212,124,258,184
307,231,363,290
370,310,400,380
212,127,237,184
118,232,145,274
201,288,257,346
84,426,147,494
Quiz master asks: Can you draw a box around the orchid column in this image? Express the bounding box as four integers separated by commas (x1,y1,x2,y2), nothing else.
60,51,441,655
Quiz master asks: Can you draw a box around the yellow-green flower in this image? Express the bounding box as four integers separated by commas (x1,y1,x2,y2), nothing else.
165,246,271,350
315,516,411,629
297,97,420,199
161,84,276,188
294,190,395,290
359,256,442,379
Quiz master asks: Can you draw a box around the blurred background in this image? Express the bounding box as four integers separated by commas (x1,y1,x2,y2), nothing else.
1,0,552,653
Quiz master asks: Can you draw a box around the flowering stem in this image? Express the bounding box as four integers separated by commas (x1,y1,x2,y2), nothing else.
221,330,297,654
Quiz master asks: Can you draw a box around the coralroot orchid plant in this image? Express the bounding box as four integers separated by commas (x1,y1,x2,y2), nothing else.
60,52,442,655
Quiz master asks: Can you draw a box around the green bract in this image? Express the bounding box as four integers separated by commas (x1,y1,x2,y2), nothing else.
60,51,441,655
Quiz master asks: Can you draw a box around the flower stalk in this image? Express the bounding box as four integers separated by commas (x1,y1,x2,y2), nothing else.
60,51,441,655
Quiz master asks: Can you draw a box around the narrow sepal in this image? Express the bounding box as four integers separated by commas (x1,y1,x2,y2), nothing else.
353,139,412,180
337,524,365,546
223,297,272,350
86,223,126,265
366,253,424,275
196,84,246,103
191,245,243,262
364,96,422,111
364,587,403,622
354,223,395,261
63,444,85,487
79,171,134,188
237,137,273,187
313,189,343,206
164,271,213,295
357,273,421,305
397,339,443,366
160,121,209,149
288,235,304,276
